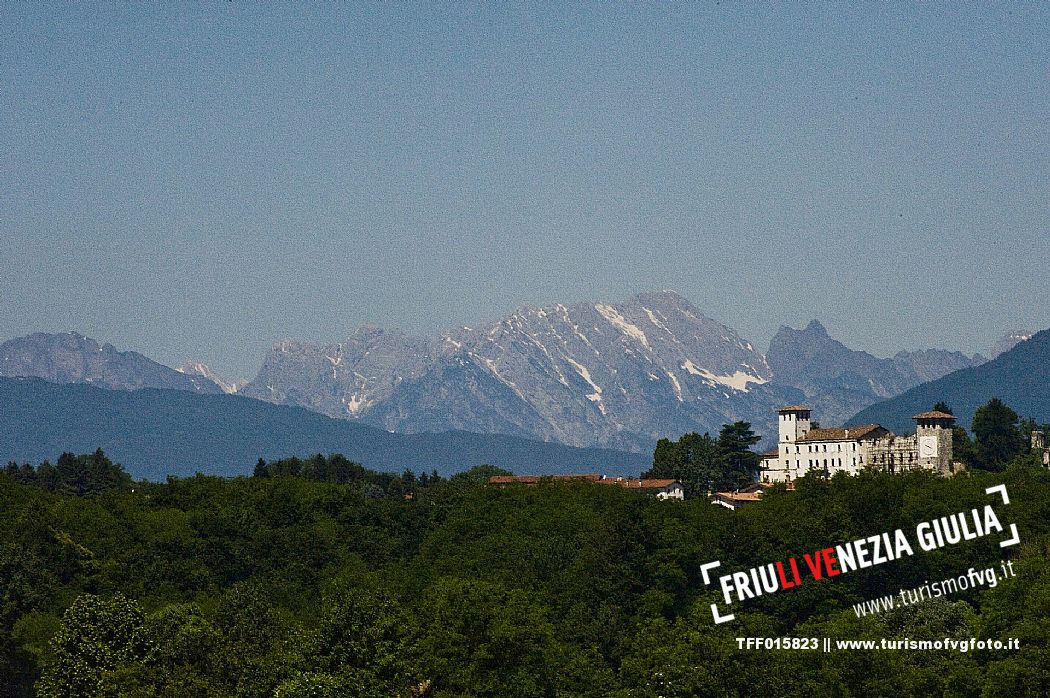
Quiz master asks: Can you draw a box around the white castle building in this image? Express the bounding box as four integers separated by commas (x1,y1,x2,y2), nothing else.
759,405,956,483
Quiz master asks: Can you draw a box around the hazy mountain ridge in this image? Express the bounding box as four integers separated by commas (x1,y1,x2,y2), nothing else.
989,330,1033,359
0,377,648,480
2,299,1013,454
849,327,1050,434
766,320,985,427
0,332,223,394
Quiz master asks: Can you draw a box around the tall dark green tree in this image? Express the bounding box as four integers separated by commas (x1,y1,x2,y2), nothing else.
646,432,725,497
52,450,131,497
972,398,1026,471
717,421,762,487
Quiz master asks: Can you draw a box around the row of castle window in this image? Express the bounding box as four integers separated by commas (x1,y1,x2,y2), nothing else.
791,458,859,469
783,451,918,469
876,452,916,464
783,443,859,454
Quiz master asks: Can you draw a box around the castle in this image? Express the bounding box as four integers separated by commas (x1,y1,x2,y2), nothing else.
759,405,956,483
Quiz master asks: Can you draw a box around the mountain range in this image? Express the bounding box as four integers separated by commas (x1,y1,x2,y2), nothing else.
765,320,984,427
238,292,989,449
1,292,1021,463
240,291,802,451
849,328,1050,434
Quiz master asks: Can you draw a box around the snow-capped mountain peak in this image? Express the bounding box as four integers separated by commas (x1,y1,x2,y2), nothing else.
239,292,795,451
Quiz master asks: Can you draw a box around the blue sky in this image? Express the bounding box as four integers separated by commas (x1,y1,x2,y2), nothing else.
3,3,1048,378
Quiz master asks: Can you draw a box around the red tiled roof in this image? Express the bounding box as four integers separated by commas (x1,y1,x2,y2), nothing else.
798,424,885,442
778,405,811,412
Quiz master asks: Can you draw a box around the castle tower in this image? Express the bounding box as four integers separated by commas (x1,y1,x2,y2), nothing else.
913,410,955,474
778,405,812,444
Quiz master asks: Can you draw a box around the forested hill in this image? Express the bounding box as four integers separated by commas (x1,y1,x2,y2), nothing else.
2,454,1049,695
0,377,647,480
848,327,1050,433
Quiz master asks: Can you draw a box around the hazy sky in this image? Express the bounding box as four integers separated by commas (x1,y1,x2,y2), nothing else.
3,3,1048,379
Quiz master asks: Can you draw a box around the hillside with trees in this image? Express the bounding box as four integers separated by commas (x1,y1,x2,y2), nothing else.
3,427,1049,696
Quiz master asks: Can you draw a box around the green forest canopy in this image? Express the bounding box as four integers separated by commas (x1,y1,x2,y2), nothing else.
2,441,1049,696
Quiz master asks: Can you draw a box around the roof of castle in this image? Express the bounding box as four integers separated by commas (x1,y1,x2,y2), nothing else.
798,424,886,442
913,410,956,420
778,405,812,413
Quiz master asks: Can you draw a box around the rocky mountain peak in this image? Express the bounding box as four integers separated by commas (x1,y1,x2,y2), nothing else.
0,332,223,394
803,319,829,335
767,321,984,427
240,292,791,451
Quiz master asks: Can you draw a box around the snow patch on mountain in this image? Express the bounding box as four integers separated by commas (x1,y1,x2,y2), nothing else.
178,362,242,393
642,307,671,335
595,303,651,349
344,394,371,415
679,359,766,392
666,371,683,401
564,355,605,414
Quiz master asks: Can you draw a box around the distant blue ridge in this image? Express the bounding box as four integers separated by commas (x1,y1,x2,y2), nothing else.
0,377,649,480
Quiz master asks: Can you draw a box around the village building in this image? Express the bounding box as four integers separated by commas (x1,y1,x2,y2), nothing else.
712,481,794,510
488,474,685,499
759,405,956,483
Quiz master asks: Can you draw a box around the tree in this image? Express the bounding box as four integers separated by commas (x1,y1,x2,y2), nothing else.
420,577,558,698
952,427,978,468
451,464,511,484
933,401,953,415
294,585,421,698
972,398,1026,471
52,451,131,497
646,432,726,498
37,594,154,697
716,421,762,487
